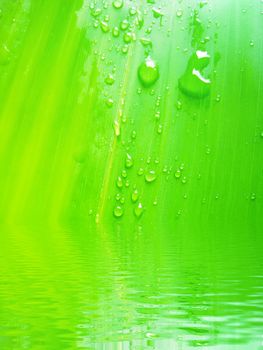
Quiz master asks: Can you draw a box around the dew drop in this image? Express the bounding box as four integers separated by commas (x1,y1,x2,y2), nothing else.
134,202,144,218
100,21,110,33
145,170,157,183
112,0,123,9
125,153,133,168
176,9,183,17
138,167,144,176
122,169,127,178
131,189,139,202
116,176,123,188
179,50,211,99
114,205,124,218
120,19,129,31
250,193,256,201
105,74,115,85
174,170,181,179
112,26,120,37
113,120,120,136
106,98,114,107
138,57,159,88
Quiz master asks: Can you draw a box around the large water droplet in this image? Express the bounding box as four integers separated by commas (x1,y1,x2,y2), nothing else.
138,57,159,88
179,50,211,98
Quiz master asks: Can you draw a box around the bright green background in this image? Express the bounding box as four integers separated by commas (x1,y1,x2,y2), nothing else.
0,0,262,349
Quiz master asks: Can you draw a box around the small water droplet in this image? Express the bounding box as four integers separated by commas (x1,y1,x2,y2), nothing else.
114,205,124,218
112,0,123,9
106,98,114,107
181,176,187,184
129,7,137,16
134,202,144,218
131,189,139,202
145,170,157,183
113,120,120,136
138,167,144,176
131,130,137,139
105,74,115,85
125,153,133,168
116,176,123,188
100,21,110,33
176,9,183,17
112,26,120,37
157,124,163,134
174,170,181,179
138,57,159,88
122,169,127,178
120,19,129,31
122,45,129,54
250,193,256,201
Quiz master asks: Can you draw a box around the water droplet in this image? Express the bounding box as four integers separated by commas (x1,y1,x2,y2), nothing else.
134,202,144,218
91,8,102,18
112,0,123,9
152,8,163,19
120,19,129,31
113,120,120,136
138,167,144,176
122,169,127,178
100,21,110,33
123,32,134,43
106,98,114,107
138,57,159,88
176,100,182,110
125,153,133,168
116,193,121,200
179,50,211,99
250,193,256,201
131,189,139,202
140,38,152,48
174,170,181,179
129,7,137,16
260,131,263,138
117,176,123,188
131,130,137,139
145,170,157,183
122,45,129,54
157,124,163,134
112,26,120,37
105,74,115,85
114,205,124,217
181,176,187,184
176,9,183,17
120,196,125,204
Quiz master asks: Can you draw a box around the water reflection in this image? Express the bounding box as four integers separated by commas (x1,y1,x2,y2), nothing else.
0,225,262,349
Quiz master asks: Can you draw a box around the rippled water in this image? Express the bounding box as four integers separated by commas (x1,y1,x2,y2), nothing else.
0,225,262,349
